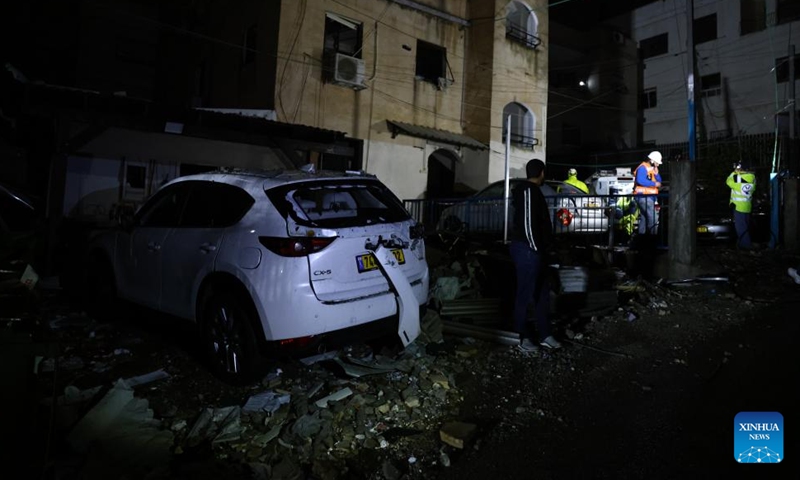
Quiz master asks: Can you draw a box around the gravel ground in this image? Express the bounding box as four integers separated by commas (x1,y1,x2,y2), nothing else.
14,243,800,479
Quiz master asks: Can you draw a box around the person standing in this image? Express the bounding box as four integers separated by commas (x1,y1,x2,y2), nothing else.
509,159,562,353
561,168,590,194
726,163,756,249
633,151,663,236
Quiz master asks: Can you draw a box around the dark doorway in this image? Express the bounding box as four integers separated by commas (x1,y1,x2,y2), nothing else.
424,149,458,228
425,149,458,199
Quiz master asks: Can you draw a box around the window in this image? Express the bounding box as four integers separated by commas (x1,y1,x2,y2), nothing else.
180,183,255,228
561,123,581,146
136,184,190,228
505,1,540,49
126,165,146,189
777,0,800,25
324,13,363,58
775,56,800,83
502,102,538,148
242,24,257,65
740,0,766,35
641,88,657,109
694,14,717,44
639,33,668,59
700,73,721,98
273,182,410,228
415,40,447,84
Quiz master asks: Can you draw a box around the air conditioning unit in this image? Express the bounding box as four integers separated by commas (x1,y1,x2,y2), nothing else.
332,53,366,90
612,31,625,45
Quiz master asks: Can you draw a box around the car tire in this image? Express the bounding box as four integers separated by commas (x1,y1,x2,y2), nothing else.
200,288,265,385
84,253,118,321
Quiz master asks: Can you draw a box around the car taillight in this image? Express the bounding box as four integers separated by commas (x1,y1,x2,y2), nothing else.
259,236,336,257
279,336,313,348
556,208,573,226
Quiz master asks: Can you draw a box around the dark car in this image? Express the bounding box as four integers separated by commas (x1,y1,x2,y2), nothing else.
694,186,769,244
0,183,42,268
436,179,610,239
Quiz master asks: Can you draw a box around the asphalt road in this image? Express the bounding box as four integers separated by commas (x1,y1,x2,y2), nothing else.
439,298,800,480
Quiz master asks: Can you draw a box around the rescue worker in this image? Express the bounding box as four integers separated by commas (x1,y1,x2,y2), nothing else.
633,151,663,236
561,168,589,194
612,191,639,244
726,162,756,249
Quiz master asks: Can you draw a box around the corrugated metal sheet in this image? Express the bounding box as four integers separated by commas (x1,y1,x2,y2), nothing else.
386,120,487,150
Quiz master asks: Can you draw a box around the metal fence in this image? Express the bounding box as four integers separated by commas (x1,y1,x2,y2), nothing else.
403,193,670,246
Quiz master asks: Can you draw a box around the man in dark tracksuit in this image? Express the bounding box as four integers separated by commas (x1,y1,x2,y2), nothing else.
509,159,562,352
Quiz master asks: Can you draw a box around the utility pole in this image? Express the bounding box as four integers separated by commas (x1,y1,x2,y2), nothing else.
784,44,799,252
790,45,796,174
687,0,696,162
669,0,697,279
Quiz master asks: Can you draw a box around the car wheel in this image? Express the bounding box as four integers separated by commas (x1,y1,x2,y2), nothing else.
200,289,263,385
441,215,464,234
84,253,117,321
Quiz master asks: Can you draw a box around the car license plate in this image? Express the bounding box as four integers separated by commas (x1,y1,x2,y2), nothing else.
697,226,708,233
356,249,405,273
588,202,598,208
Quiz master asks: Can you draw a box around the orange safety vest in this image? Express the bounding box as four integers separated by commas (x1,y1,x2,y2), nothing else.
633,162,659,195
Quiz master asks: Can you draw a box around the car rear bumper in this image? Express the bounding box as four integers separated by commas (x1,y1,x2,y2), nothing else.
254,275,429,342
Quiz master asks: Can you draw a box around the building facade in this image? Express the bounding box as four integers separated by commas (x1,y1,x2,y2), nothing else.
190,0,549,200
546,20,640,174
629,0,800,145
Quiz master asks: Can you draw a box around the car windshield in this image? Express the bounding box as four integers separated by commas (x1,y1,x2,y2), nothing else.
269,180,411,228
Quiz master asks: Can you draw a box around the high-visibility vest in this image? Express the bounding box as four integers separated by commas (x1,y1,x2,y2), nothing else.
616,196,638,235
633,162,659,195
727,170,756,213
563,175,589,194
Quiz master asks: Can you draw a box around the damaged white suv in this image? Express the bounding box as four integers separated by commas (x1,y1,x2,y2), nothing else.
86,167,429,383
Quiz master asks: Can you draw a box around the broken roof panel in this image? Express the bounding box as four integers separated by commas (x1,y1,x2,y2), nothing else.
386,120,487,151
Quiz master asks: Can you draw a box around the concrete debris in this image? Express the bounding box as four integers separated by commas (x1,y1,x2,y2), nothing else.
242,391,291,414
123,369,170,387
67,380,173,471
439,421,477,449
38,355,84,373
314,387,353,408
299,350,339,366
261,368,283,388
185,406,244,446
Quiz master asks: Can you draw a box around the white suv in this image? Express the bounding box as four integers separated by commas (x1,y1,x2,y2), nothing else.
85,168,429,383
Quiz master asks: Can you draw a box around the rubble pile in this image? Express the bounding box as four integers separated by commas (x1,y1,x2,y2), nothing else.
20,245,799,479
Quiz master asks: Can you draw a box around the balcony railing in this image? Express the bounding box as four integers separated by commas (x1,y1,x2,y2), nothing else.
502,131,540,149
506,24,541,49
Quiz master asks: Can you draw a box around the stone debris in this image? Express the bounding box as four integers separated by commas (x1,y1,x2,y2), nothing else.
30,242,785,479
439,421,477,449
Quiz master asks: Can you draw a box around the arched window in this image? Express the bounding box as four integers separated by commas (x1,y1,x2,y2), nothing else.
506,1,541,49
503,102,538,148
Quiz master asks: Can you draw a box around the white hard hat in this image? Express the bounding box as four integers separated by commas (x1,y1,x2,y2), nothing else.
568,168,577,176
647,151,663,165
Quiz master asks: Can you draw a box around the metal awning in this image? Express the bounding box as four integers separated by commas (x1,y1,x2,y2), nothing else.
386,120,487,150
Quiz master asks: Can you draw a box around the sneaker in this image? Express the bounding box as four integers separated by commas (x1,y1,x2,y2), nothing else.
539,336,562,350
789,268,800,285
517,338,540,353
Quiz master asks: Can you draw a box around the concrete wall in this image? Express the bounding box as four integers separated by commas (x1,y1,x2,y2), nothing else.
198,0,548,198
483,0,549,182
273,0,471,197
632,0,800,144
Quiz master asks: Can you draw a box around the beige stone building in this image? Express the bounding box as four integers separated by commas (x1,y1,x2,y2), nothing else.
201,0,549,200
